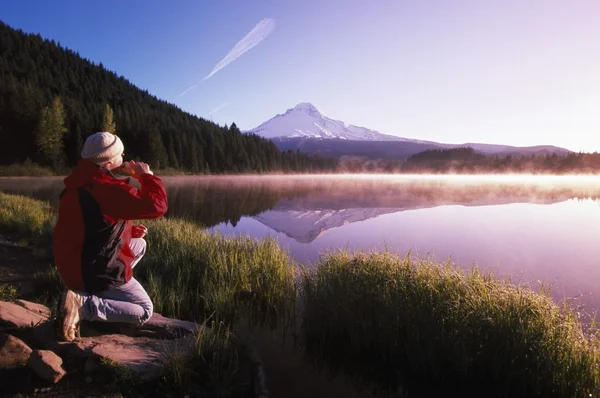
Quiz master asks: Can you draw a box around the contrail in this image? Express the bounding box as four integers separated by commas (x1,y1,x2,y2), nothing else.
179,83,199,97
204,18,275,81
208,102,229,117
180,18,275,96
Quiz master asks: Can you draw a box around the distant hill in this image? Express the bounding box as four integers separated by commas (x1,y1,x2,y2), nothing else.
272,137,441,160
246,103,571,160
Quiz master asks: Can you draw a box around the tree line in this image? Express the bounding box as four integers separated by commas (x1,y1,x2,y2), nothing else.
338,147,600,174
0,21,337,174
1,21,598,176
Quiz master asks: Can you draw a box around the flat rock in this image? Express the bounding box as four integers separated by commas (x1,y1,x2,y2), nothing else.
0,333,32,369
54,331,198,380
0,300,49,329
14,299,51,318
28,349,66,383
25,312,203,381
80,313,199,340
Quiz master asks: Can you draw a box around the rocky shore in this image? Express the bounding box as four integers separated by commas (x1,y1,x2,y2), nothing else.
0,234,269,398
0,298,268,397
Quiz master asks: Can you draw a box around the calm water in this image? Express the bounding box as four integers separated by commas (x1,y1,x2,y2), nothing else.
2,174,600,314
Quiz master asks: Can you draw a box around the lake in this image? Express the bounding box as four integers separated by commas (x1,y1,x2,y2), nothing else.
2,174,600,315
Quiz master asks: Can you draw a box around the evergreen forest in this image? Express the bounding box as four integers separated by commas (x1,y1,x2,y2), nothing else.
0,21,337,174
1,21,599,176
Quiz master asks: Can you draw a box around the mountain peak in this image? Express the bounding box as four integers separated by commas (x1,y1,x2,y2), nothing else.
293,102,319,112
246,102,411,141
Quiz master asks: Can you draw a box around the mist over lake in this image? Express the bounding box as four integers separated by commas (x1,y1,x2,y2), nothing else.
2,174,600,315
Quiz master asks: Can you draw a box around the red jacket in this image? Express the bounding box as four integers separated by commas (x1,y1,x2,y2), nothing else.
53,160,168,293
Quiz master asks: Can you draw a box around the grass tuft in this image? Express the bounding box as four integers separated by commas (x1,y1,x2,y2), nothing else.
0,283,18,301
301,251,600,397
2,191,599,396
0,191,56,240
0,160,55,177
139,217,296,328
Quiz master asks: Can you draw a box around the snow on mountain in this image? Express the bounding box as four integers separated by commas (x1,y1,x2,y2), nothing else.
252,187,565,243
253,208,402,243
245,102,571,156
246,103,431,143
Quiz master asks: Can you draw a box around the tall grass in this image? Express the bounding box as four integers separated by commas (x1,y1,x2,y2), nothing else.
0,191,56,240
133,217,296,328
301,251,600,397
0,160,55,176
0,284,18,301
0,192,296,329
3,191,600,395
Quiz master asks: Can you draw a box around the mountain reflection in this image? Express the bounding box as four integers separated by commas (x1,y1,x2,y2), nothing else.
161,176,600,243
1,175,600,244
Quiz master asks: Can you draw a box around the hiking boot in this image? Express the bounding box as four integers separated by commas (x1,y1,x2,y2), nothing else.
57,290,86,342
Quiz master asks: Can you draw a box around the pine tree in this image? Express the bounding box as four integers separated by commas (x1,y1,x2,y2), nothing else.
144,126,168,170
35,96,67,170
166,131,179,169
101,104,116,134
0,21,338,174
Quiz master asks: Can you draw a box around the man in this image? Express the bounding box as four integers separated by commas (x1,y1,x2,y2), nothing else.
53,131,168,341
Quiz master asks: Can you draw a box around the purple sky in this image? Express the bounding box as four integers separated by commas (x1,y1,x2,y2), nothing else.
1,0,599,151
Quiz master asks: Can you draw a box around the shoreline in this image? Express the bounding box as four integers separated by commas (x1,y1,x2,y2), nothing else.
1,191,599,396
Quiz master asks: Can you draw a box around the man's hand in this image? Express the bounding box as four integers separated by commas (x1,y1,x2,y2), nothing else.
122,161,153,178
132,224,148,239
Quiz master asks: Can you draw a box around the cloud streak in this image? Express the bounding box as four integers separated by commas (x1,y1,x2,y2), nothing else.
204,18,275,81
179,18,275,96
179,83,199,97
208,102,229,117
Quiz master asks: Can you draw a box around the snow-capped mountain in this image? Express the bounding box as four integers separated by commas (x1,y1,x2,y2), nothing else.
246,102,432,143
253,208,402,243
252,184,569,243
245,102,570,158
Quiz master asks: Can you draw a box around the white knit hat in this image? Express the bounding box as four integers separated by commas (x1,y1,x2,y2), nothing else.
81,132,124,164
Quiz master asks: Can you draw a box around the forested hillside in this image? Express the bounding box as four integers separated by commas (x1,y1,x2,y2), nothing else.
0,21,337,173
338,147,600,174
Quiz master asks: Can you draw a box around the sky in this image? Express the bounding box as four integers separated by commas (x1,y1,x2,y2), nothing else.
1,0,599,152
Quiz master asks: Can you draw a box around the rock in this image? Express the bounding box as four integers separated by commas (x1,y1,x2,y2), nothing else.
14,300,51,318
87,332,197,380
0,300,49,329
20,310,204,382
145,313,199,336
31,320,57,346
0,238,18,247
22,312,201,381
28,349,66,383
0,333,32,369
81,313,199,340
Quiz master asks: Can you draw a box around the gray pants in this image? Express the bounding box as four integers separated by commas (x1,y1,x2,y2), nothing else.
79,238,153,325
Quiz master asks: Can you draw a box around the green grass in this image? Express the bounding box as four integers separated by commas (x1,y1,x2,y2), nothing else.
0,160,55,176
109,321,250,397
0,283,18,301
31,266,65,312
301,251,600,397
0,191,296,329
159,321,248,397
3,191,600,396
0,191,56,240
139,217,296,328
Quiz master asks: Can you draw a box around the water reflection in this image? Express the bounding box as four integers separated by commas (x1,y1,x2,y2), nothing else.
2,175,600,312
3,175,600,234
